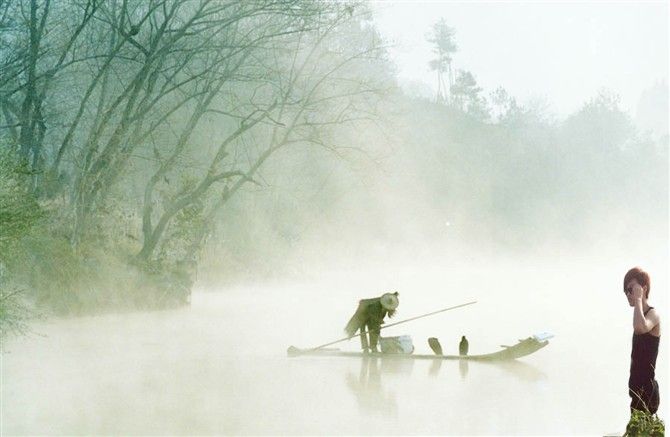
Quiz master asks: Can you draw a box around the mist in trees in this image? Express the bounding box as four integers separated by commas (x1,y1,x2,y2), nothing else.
0,2,666,332
1,0,392,321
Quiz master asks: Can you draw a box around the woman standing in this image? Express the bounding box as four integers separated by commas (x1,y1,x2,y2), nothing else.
623,267,661,415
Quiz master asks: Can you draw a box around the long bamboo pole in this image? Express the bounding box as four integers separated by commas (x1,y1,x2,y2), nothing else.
302,300,477,351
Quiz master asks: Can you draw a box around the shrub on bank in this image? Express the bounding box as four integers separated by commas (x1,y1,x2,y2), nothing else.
625,409,665,437
0,149,43,338
8,232,192,316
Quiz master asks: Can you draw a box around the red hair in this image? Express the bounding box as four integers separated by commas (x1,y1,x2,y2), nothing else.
623,267,651,298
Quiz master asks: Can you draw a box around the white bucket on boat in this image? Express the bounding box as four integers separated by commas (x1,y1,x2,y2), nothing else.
380,335,414,354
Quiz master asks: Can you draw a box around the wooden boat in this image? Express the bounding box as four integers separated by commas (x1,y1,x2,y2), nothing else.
287,334,550,362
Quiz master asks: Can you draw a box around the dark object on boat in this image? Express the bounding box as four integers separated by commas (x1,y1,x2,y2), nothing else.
288,335,551,361
459,335,469,356
428,337,443,355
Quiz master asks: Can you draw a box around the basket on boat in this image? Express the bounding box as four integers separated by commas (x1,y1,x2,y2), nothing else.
379,335,414,354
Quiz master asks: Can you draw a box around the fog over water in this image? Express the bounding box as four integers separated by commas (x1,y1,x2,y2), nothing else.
0,1,667,436
3,247,668,435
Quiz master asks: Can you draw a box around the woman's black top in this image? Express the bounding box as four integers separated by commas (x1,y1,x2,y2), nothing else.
629,307,660,389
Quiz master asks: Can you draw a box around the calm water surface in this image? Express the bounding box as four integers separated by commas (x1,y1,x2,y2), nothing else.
2,261,667,435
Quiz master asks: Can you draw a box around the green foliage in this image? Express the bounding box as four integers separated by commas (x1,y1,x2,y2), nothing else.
10,228,188,314
0,149,43,255
1,0,390,314
0,147,43,337
0,282,34,340
0,0,665,314
156,194,205,284
427,18,458,66
489,87,523,124
450,70,489,120
625,409,665,437
394,85,667,250
563,89,635,151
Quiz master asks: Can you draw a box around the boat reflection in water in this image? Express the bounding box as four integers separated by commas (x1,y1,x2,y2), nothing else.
429,356,543,381
496,359,546,382
428,357,469,378
459,360,469,379
345,355,414,416
345,351,545,417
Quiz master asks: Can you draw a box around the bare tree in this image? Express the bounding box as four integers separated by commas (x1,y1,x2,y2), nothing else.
57,1,335,246
0,0,99,191
1,0,393,295
137,5,391,264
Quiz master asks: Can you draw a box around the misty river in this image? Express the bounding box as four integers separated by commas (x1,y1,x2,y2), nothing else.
2,256,667,435
0,0,666,435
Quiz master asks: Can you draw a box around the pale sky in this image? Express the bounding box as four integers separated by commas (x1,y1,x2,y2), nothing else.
371,1,668,117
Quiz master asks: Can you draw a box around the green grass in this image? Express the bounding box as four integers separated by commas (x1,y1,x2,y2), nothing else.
624,409,664,437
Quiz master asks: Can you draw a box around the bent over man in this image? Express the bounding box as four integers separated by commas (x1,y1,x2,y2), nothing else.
344,292,399,353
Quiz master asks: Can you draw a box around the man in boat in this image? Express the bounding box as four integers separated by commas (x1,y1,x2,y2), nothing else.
623,267,661,419
344,292,399,353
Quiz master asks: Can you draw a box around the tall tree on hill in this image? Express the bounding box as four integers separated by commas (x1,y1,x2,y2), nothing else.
450,70,489,120
427,19,457,104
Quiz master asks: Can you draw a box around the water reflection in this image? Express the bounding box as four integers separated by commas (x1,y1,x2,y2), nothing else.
428,358,469,378
459,360,469,379
345,352,544,419
345,356,414,416
427,356,544,382
429,359,442,377
495,359,546,382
